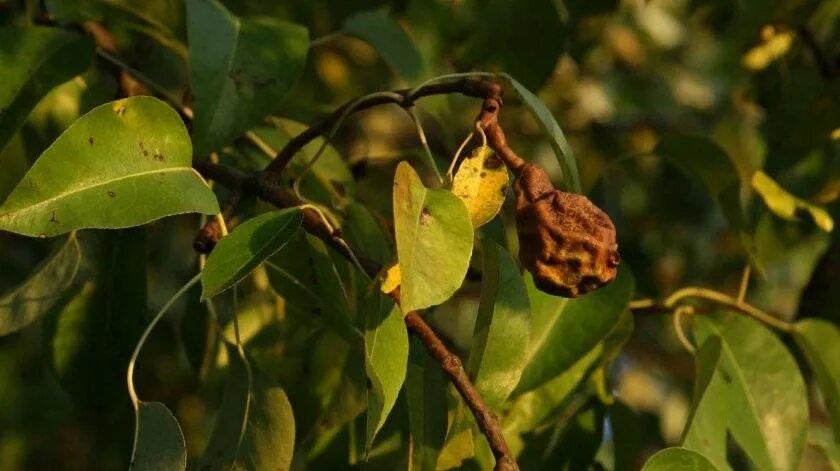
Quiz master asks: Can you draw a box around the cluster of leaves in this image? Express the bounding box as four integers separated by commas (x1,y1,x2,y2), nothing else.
1,0,839,470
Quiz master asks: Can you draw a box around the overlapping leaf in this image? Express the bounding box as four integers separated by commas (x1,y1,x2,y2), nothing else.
363,291,408,450
500,74,581,193
201,209,302,299
681,337,730,471
514,267,633,394
794,319,840,443
406,337,447,471
199,342,296,470
45,228,147,411
342,10,424,82
0,97,219,237
0,27,95,152
642,447,719,471
467,239,530,410
266,231,357,341
130,402,187,471
0,235,81,336
693,312,808,470
186,0,308,155
452,146,509,228
393,162,473,312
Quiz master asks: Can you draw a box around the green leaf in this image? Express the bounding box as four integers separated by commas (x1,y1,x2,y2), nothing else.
406,337,447,471
343,202,393,267
0,235,81,336
201,208,302,299
655,135,739,198
504,345,602,442
200,342,296,470
0,97,219,237
611,401,662,471
532,402,605,470
641,447,719,471
467,239,530,410
45,228,147,410
259,119,356,204
186,0,308,155
130,402,187,471
342,10,423,82
451,146,509,228
693,312,808,471
0,27,95,153
437,392,476,469
751,170,834,232
393,161,473,312
514,267,633,393
794,319,840,443
681,337,731,471
499,73,581,193
266,231,357,341
364,291,408,451
467,1,566,90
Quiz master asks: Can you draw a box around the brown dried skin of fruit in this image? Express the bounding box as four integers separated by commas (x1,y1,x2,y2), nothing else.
515,163,620,297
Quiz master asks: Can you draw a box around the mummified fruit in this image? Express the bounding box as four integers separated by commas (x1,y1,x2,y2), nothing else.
515,163,619,298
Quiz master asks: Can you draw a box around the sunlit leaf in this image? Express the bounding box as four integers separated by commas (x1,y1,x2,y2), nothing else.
0,97,219,237
186,0,308,155
693,312,808,470
641,447,719,471
130,402,187,471
681,337,730,471
794,319,840,443
342,10,423,82
451,146,509,228
499,73,581,193
514,267,633,393
406,337,447,471
0,235,81,336
380,263,401,295
45,228,147,411
364,291,408,450
199,341,296,470
393,161,473,312
201,208,302,299
467,239,530,410
0,27,95,153
751,170,834,232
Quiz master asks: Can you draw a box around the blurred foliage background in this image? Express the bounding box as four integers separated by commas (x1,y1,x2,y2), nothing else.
0,0,839,469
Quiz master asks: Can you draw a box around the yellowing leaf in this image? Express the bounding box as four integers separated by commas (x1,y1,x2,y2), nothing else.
380,263,401,294
452,146,509,228
751,170,834,232
742,29,794,71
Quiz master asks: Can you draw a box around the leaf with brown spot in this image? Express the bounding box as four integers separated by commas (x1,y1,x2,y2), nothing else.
452,146,509,228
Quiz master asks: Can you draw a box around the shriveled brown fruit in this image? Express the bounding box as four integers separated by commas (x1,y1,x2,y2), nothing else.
514,163,620,297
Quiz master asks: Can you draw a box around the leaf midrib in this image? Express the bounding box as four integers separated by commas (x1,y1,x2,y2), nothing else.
0,167,197,220
705,322,775,468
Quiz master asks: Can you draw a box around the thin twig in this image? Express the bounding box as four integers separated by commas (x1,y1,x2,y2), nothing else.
404,309,518,471
263,78,503,176
672,305,696,354
737,264,751,304
664,286,794,333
